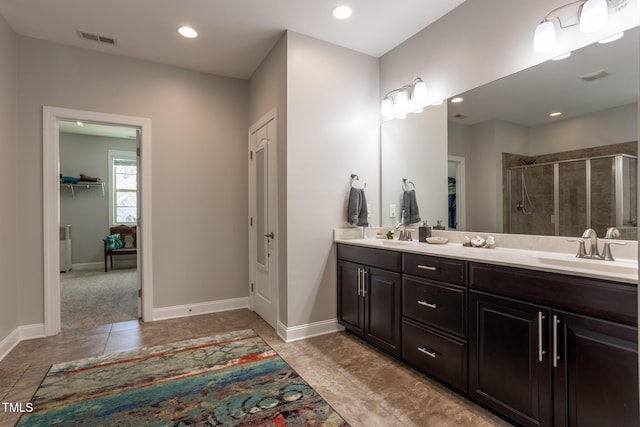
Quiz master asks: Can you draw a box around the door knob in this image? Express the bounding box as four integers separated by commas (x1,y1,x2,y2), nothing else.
264,232,275,239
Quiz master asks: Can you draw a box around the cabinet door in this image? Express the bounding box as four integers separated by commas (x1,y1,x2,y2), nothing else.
553,311,639,427
364,266,401,356
337,260,364,336
469,291,552,427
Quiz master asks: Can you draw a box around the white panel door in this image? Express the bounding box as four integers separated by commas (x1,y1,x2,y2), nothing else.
249,111,278,328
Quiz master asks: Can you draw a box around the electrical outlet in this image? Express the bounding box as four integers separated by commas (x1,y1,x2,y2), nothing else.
390,204,397,218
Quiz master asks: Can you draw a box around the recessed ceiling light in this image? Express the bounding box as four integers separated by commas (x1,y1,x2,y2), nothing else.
451,97,464,103
332,6,353,20
178,26,198,39
431,100,444,106
549,111,563,117
76,121,84,126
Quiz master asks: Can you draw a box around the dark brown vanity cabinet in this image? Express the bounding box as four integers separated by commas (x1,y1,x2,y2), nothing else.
469,262,639,427
470,290,553,427
401,253,469,392
337,244,402,356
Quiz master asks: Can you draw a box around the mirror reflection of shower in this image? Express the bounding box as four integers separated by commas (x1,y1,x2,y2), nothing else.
506,151,637,239
517,159,536,215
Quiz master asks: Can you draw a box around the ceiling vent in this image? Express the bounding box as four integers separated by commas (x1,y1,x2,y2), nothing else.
77,30,118,46
579,69,609,82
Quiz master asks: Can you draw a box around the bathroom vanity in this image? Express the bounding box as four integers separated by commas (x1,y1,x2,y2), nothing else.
335,236,638,427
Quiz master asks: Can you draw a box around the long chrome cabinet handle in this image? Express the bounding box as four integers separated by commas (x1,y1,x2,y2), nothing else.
361,269,368,296
417,265,437,271
417,347,437,358
553,315,559,368
538,312,546,362
418,300,437,309
357,268,361,296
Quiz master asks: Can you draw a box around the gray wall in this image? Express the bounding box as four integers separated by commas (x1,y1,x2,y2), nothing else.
15,36,249,325
249,34,289,325
60,133,136,265
286,32,380,327
0,13,18,343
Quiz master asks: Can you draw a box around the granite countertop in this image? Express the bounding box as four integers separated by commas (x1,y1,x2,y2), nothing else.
334,236,638,285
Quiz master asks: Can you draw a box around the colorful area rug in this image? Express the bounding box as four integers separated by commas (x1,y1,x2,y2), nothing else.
18,329,349,426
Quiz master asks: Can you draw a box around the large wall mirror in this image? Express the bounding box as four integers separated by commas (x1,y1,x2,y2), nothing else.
382,26,638,240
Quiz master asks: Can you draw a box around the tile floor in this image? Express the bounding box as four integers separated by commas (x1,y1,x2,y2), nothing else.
0,309,512,427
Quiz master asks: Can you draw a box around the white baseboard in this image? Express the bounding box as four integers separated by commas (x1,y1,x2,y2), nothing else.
277,318,344,343
0,323,45,362
152,297,249,321
68,262,104,271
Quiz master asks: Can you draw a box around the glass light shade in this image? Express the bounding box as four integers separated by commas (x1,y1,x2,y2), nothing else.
533,21,556,53
580,0,608,34
413,81,427,104
381,98,393,117
395,91,409,117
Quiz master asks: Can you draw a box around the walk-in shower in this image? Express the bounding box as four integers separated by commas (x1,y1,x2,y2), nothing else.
507,154,637,239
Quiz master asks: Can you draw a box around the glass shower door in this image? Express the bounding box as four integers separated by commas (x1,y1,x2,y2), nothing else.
558,160,587,237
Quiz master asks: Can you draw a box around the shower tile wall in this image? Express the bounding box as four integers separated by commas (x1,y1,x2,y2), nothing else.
502,142,637,239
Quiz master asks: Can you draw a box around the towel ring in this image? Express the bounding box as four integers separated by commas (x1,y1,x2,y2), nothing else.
351,173,366,189
402,177,415,191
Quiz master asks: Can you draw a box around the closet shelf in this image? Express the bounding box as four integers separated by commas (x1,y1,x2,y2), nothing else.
60,181,105,197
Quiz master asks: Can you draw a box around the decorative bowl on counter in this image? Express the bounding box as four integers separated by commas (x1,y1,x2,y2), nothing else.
426,236,448,244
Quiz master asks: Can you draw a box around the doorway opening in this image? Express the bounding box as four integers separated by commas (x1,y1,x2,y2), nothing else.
448,156,466,230
58,121,140,330
43,106,153,336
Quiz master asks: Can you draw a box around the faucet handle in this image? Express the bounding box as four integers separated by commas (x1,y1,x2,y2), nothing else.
604,227,620,239
567,238,588,258
602,240,627,261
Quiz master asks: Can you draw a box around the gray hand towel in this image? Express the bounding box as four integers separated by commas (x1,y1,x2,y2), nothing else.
347,187,369,226
402,189,421,224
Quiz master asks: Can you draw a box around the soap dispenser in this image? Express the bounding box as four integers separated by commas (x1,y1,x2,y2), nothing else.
418,220,432,242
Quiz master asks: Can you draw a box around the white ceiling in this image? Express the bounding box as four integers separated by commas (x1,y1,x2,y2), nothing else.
59,120,138,139
0,0,466,80
448,26,638,127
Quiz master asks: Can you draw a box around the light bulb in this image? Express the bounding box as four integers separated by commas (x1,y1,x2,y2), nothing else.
395,91,409,117
381,98,393,117
533,21,556,53
580,0,608,34
413,80,427,104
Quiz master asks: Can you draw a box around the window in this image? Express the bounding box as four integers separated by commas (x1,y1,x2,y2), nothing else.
109,150,137,225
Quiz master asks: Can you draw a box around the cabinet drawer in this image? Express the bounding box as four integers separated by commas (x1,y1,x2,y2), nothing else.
403,276,467,337
337,244,401,272
402,318,467,393
469,262,637,326
403,253,466,285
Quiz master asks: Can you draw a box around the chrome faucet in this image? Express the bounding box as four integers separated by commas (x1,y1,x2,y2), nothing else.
394,210,413,241
601,227,626,261
580,228,600,259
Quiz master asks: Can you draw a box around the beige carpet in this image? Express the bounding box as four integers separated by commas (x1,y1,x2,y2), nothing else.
60,268,138,330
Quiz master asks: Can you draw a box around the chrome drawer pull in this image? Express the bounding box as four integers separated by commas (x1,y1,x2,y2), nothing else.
417,300,437,309
417,347,437,358
553,315,560,368
538,311,546,362
417,265,437,271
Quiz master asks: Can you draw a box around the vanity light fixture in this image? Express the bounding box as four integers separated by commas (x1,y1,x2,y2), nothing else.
178,26,198,39
533,0,629,53
380,78,428,120
332,5,353,20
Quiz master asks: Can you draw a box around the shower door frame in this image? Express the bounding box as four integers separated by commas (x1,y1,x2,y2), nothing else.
507,153,637,236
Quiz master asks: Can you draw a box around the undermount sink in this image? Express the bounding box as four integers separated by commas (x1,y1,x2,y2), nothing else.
380,239,415,246
536,256,638,276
